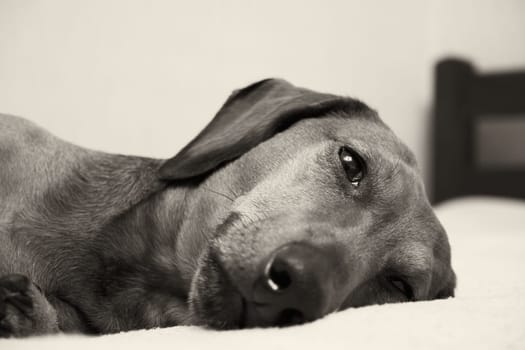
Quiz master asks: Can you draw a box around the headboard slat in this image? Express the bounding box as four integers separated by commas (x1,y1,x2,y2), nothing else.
432,58,525,204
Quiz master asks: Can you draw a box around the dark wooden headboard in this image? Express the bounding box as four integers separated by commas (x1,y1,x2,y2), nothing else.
432,58,525,204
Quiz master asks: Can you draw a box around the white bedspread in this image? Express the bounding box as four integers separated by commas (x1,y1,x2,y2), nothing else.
4,196,525,350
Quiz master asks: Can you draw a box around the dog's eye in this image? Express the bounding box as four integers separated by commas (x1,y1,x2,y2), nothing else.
339,146,365,186
388,277,414,300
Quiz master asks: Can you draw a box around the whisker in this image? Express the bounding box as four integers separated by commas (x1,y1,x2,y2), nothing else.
201,186,235,202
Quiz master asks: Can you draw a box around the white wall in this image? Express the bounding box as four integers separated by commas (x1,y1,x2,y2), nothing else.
1,0,524,192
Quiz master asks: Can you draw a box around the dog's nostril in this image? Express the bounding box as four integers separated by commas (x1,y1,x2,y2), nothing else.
253,243,337,328
276,308,304,326
266,259,292,291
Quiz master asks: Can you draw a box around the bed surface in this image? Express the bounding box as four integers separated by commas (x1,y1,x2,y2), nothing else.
3,196,524,350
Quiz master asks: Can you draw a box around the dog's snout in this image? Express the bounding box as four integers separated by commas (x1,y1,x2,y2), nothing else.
249,242,335,327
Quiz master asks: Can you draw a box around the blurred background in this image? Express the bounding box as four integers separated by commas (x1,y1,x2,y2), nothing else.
1,0,524,197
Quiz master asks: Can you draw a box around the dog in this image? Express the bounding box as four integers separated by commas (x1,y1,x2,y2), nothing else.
0,79,456,337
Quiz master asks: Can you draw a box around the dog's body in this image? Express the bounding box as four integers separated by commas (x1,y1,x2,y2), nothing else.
0,79,455,337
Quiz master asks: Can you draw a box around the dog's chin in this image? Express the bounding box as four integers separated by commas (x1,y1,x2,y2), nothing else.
188,249,246,330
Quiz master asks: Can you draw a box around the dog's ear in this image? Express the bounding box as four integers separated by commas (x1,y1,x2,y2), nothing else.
159,78,366,181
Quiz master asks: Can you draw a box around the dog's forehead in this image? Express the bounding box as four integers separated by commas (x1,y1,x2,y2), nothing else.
279,111,416,168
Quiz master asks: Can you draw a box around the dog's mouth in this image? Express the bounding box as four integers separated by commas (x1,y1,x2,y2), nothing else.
188,248,304,329
188,248,248,329
189,261,306,330
188,241,337,329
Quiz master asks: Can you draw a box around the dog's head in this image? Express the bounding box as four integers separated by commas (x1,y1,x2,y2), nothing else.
160,79,455,329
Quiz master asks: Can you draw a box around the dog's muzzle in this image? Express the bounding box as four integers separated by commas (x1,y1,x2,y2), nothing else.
243,242,337,327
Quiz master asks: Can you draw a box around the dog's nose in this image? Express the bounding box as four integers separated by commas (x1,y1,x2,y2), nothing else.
250,242,335,327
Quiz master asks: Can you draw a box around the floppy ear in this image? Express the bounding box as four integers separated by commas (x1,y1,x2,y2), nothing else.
159,78,367,181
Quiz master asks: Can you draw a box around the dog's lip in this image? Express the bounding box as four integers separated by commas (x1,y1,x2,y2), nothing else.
238,297,248,329
224,284,257,329
206,248,254,329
